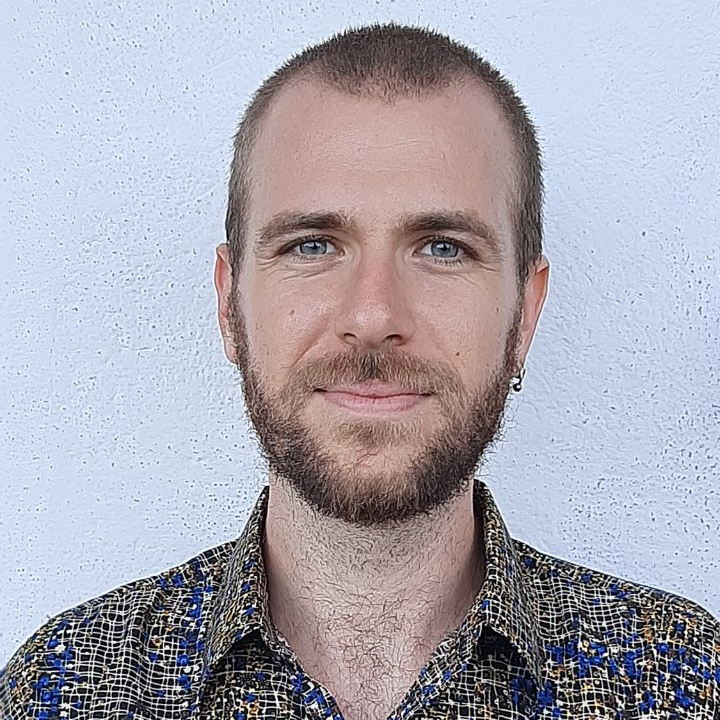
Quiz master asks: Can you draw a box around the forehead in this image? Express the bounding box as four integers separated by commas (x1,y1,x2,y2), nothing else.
247,79,517,239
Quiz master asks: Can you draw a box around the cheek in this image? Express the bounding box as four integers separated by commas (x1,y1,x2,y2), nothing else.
417,281,509,366
449,318,507,380
245,276,335,368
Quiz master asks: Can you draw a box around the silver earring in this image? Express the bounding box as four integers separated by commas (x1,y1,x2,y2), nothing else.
511,368,526,393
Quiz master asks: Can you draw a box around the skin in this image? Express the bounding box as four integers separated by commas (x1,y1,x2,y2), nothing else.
214,79,548,718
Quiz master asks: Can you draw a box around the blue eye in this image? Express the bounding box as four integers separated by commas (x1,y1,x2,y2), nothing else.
420,238,468,264
426,240,460,258
297,239,330,255
290,237,338,258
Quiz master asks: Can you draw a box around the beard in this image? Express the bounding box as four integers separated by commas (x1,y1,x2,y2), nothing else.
229,298,521,528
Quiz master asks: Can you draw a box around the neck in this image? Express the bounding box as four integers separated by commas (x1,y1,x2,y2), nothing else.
262,475,485,675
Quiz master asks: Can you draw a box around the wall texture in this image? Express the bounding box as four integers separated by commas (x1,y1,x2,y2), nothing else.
1,0,718,665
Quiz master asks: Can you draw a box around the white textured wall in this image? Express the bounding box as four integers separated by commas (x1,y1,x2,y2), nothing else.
2,0,719,665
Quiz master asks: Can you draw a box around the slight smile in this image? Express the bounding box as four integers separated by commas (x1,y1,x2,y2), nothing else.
316,382,431,416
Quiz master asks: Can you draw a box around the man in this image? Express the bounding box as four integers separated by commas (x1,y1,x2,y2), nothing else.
2,22,718,720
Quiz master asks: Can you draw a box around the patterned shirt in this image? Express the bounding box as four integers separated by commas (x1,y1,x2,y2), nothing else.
2,482,719,719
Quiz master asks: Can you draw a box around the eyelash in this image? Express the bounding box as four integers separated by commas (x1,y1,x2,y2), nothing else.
285,235,474,266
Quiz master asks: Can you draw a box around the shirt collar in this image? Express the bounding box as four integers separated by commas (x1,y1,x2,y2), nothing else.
202,485,275,672
456,482,544,684
202,481,543,685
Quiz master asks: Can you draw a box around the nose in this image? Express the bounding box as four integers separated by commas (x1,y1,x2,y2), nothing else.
333,251,416,349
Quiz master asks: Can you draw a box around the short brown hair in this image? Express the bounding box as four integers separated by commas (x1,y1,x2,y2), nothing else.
225,22,543,287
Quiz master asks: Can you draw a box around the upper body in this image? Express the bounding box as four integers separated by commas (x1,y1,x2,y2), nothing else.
3,481,719,720
5,22,718,720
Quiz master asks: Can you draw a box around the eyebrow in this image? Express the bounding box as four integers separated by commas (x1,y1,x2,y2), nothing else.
256,211,356,252
398,211,503,258
254,209,503,258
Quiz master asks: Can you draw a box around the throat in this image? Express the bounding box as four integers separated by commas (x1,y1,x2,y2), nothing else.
275,625,435,720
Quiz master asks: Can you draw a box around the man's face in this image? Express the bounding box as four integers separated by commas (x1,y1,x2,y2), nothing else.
216,80,547,528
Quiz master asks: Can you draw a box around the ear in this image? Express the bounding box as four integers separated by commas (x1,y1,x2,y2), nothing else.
214,243,237,365
515,255,549,370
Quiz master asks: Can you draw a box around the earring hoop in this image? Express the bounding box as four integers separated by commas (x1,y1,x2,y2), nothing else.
511,367,526,393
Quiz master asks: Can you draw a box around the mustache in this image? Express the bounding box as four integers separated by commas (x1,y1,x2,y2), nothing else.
283,348,466,397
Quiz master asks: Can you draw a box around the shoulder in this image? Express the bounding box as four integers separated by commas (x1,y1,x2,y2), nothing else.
513,538,719,634
0,540,234,718
513,539,720,711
